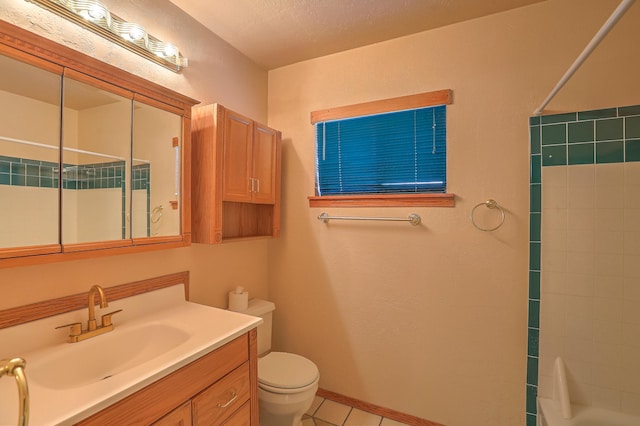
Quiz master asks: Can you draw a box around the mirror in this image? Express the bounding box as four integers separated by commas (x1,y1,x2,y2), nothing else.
0,20,197,264
132,101,182,238
61,76,132,244
0,55,61,249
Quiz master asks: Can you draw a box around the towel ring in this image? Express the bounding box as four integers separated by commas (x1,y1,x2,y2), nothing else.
151,205,163,224
470,199,505,231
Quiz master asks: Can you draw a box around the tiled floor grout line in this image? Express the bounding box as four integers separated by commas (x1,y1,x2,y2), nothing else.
304,396,409,426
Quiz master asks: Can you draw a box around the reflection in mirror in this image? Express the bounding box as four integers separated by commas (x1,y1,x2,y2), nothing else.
0,55,61,248
62,77,132,244
132,101,182,238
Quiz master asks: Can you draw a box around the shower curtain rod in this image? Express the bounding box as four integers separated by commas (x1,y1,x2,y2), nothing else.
1,135,149,163
533,0,636,115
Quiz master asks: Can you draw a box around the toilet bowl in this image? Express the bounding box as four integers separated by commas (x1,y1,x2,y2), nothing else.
257,352,319,426
235,299,320,426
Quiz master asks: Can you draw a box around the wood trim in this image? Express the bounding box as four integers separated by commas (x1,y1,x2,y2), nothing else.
272,131,282,238
0,43,63,74
316,388,444,426
0,271,189,329
308,193,455,208
182,117,192,236
64,67,134,99
134,93,186,116
248,328,259,425
0,238,189,270
62,240,133,253
310,89,452,124
0,244,61,259
131,235,184,246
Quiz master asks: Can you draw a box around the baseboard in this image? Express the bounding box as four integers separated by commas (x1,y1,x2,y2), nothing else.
316,388,445,426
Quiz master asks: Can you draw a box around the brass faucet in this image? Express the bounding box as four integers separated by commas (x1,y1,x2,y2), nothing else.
87,284,107,331
56,285,122,343
0,357,29,426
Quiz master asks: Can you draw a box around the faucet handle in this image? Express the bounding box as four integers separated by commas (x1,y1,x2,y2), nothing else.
55,322,82,336
101,309,123,327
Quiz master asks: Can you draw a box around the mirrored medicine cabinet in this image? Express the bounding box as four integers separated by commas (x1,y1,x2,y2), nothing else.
0,20,198,266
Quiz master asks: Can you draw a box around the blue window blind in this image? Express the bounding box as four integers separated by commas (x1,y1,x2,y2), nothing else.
315,105,446,195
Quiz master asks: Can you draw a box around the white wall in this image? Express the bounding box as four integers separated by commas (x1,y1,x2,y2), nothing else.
267,1,640,424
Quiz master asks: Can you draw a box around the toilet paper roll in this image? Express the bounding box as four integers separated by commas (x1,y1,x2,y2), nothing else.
228,286,249,312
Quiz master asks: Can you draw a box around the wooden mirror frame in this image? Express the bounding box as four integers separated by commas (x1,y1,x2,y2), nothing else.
0,20,199,268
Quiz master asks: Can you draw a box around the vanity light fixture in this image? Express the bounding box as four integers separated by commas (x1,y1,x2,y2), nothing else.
25,0,188,72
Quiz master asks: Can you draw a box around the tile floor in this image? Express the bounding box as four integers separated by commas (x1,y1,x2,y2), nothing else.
302,396,412,426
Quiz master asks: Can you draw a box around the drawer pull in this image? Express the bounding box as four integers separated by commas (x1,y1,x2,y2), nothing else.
217,391,238,408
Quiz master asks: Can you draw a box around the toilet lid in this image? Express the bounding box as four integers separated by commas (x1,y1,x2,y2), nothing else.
258,352,319,390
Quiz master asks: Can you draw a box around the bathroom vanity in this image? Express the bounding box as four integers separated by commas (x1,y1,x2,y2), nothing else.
79,332,254,425
0,272,261,425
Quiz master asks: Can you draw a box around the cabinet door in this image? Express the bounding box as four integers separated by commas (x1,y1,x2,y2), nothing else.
222,109,253,203
151,402,191,426
132,98,183,239
61,71,133,248
251,123,278,205
0,53,61,256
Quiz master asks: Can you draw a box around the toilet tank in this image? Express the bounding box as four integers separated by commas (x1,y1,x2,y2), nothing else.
243,299,275,356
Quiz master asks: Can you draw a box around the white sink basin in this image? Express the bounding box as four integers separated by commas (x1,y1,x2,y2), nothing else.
29,323,190,390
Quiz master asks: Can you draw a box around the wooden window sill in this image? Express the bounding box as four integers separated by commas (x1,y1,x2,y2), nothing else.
308,193,455,208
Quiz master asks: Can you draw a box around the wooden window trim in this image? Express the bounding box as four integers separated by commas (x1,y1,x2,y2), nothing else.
308,193,455,208
310,89,452,124
309,89,454,207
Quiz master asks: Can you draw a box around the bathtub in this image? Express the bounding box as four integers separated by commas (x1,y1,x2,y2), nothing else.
537,357,640,426
538,397,640,426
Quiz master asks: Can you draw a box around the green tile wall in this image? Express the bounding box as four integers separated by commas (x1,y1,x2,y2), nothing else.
0,155,58,188
62,161,126,190
132,163,151,236
527,103,640,425
1,157,151,238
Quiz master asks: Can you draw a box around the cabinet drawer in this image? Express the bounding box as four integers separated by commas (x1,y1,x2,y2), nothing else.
222,401,251,426
151,401,191,426
192,362,250,425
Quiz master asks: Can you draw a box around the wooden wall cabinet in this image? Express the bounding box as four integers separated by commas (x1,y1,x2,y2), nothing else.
78,330,258,426
192,104,282,243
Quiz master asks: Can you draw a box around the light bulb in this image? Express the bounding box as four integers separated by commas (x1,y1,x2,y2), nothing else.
128,25,145,41
87,4,105,20
162,43,177,58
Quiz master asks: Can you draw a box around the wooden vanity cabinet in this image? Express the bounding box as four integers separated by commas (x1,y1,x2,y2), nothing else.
77,329,258,426
152,402,191,426
191,104,282,243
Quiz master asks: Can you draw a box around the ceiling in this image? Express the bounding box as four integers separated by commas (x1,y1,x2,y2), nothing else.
169,0,546,70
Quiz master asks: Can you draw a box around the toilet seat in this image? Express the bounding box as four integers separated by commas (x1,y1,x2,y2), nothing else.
258,352,319,394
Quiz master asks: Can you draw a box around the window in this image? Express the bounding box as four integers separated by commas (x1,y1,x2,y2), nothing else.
309,90,454,207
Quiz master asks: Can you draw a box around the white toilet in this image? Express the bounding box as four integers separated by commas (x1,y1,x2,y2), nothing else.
243,299,319,426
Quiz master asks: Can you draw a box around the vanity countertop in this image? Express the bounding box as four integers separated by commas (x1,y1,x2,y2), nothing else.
0,285,261,425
